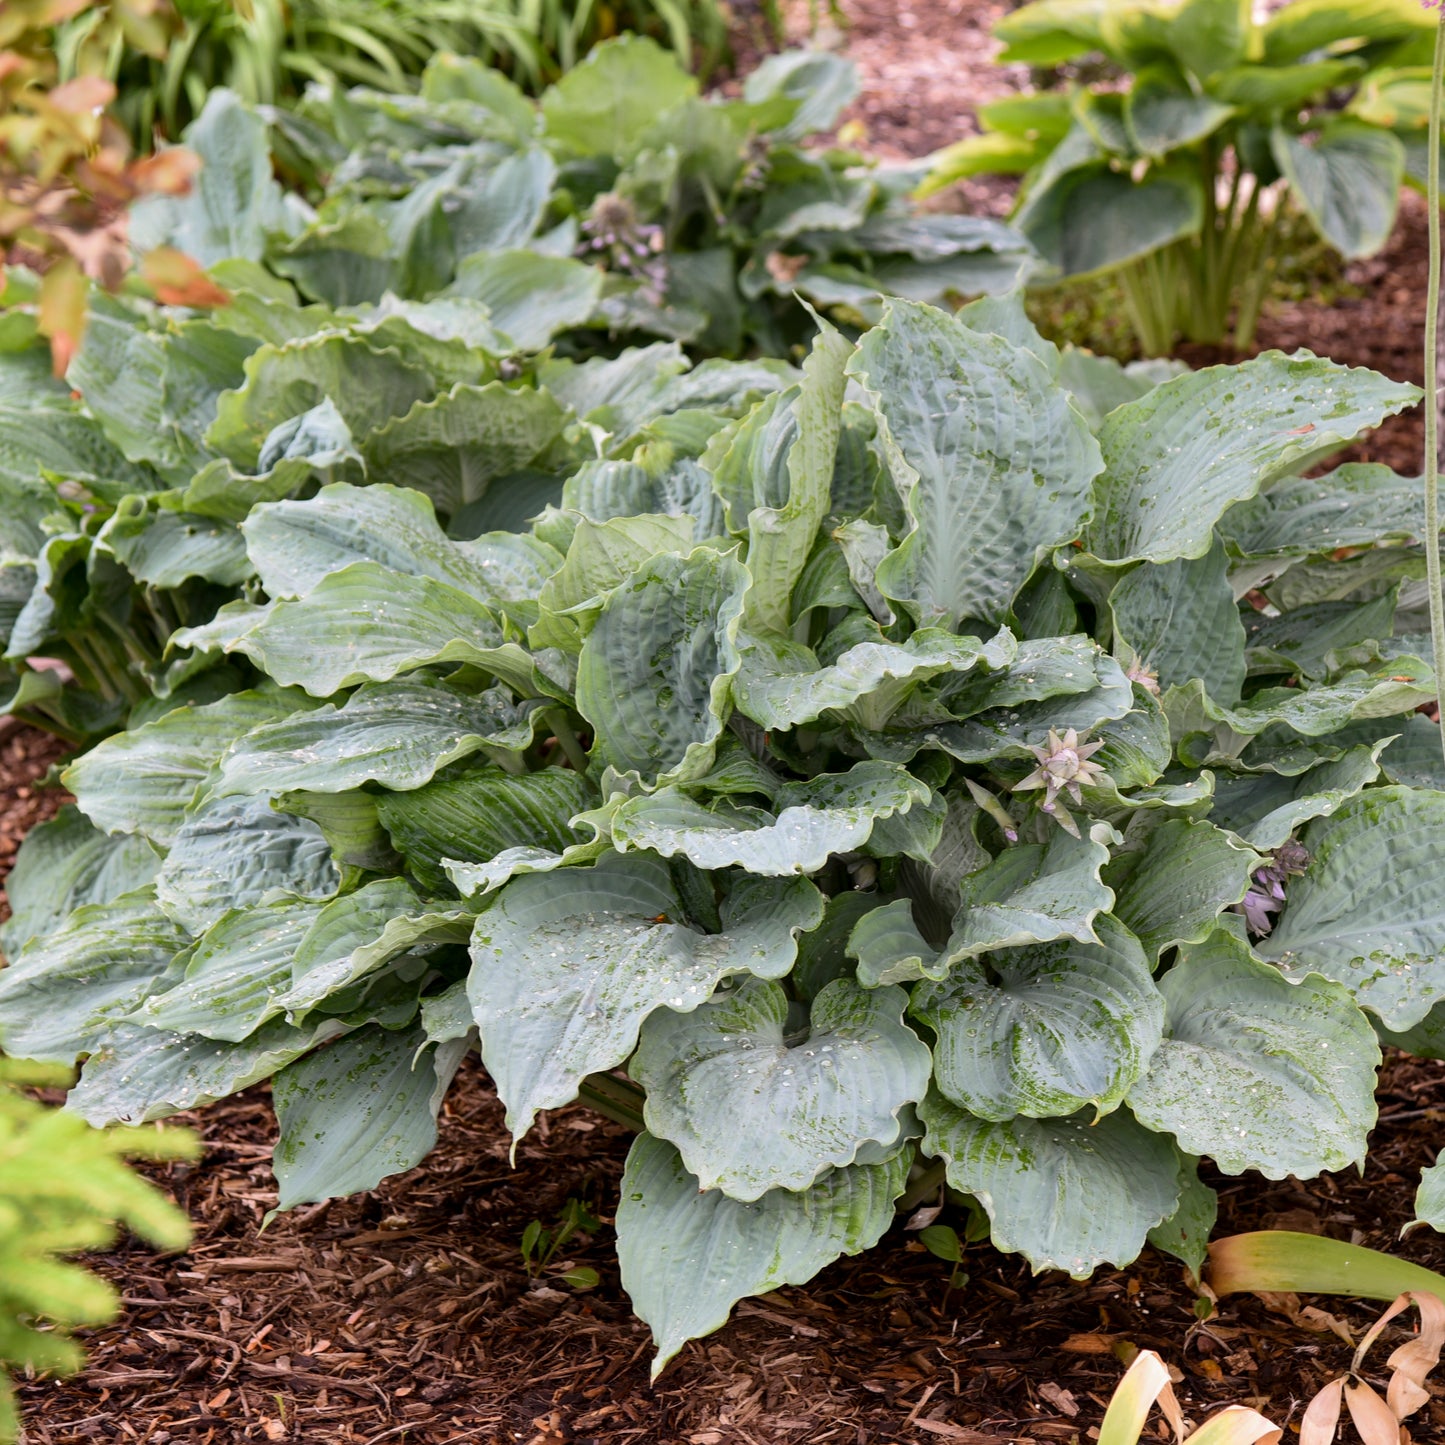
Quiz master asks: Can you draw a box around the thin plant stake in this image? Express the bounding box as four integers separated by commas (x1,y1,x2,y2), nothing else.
1427,3,1445,768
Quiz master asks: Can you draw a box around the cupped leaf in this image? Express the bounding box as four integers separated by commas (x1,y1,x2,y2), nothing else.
467,854,824,1140
1128,928,1379,1178
848,299,1102,630
1262,786,1445,1029
1087,353,1420,564
154,795,340,934
850,823,1117,987
576,547,749,786
68,1015,350,1127
1272,121,1404,260
271,1024,467,1210
633,976,930,1200
1124,67,1234,156
0,889,188,1064
609,762,933,875
216,676,539,798
919,1091,1182,1277
616,1131,910,1379
1108,817,1259,960
127,897,324,1042
911,913,1164,1121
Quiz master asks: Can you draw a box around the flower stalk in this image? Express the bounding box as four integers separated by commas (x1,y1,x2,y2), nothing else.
1427,6,1445,766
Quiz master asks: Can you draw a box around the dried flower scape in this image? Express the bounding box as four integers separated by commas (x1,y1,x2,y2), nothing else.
3,290,1445,1375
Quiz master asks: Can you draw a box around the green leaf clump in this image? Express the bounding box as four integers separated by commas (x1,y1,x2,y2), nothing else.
4,292,1441,1380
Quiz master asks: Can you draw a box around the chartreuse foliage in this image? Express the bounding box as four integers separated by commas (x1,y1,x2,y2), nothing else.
6,294,1445,1376
921,0,1436,354
0,1059,197,1444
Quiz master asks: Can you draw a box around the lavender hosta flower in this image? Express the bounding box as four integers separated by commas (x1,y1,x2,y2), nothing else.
1012,726,1107,838
1236,839,1311,939
1126,658,1161,696
578,192,669,307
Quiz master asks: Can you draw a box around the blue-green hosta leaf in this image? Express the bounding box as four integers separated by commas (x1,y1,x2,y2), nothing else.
1263,786,1445,1029
925,643,1135,765
467,854,824,1140
206,335,434,470
633,977,930,1200
243,483,561,603
0,407,155,505
205,563,546,698
561,457,725,538
1221,464,1424,559
96,504,250,589
68,1015,350,1127
1087,353,1420,564
910,914,1163,1122
4,532,90,660
850,823,1117,987
1378,714,1445,791
1246,592,1400,682
735,628,1014,733
609,762,933,875
1108,817,1259,959
1124,66,1234,155
1414,1162,1445,1236
154,795,340,934
129,90,298,265
1111,536,1246,705
271,1024,468,1210
448,250,603,350
848,299,1101,630
63,688,311,845
127,897,325,1041
359,382,568,517
918,1091,1182,1277
442,837,612,899
0,806,160,956
1128,928,1378,1177
0,889,188,1064
742,49,859,139
278,881,471,1015
1056,351,1187,432
1146,1158,1218,1276
420,980,473,1045
1209,742,1387,849
576,548,749,787
374,765,593,894
1272,121,1404,260
217,677,538,798
277,789,399,873
617,1131,910,1379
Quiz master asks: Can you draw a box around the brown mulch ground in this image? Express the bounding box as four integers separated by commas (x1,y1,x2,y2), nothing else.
9,0,1445,1437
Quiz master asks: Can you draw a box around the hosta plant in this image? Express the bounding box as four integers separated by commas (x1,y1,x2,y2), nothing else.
921,0,1436,354
5,295,1445,1376
131,38,1035,357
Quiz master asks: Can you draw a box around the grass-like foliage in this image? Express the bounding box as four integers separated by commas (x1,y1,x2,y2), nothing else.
0,1059,197,1444
921,0,1437,354
4,283,1445,1373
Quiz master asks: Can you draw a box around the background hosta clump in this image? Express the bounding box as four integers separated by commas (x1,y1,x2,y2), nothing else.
6,293,1445,1375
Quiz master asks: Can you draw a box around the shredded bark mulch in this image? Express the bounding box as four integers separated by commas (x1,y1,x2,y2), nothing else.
0,722,69,924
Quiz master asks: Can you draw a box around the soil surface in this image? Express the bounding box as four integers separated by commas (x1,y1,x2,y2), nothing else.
9,0,1445,1438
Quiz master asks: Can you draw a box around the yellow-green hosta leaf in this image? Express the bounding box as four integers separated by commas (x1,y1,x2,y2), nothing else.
1208,741,1387,849
576,548,749,787
0,807,160,957
1111,535,1246,705
735,628,1013,732
374,765,593,894
1272,121,1404,260
68,1016,350,1127
1087,353,1420,564
63,688,313,846
127,897,325,1042
1263,786,1445,1029
0,889,188,1065
467,854,824,1140
271,1024,467,1210
1128,929,1379,1178
154,795,340,935
1260,0,1432,67
1108,817,1259,960
850,823,1117,987
216,676,539,798
992,0,1114,65
911,914,1163,1122
848,299,1102,630
616,1131,910,1379
609,762,933,875
633,977,930,1200
919,1091,1182,1277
